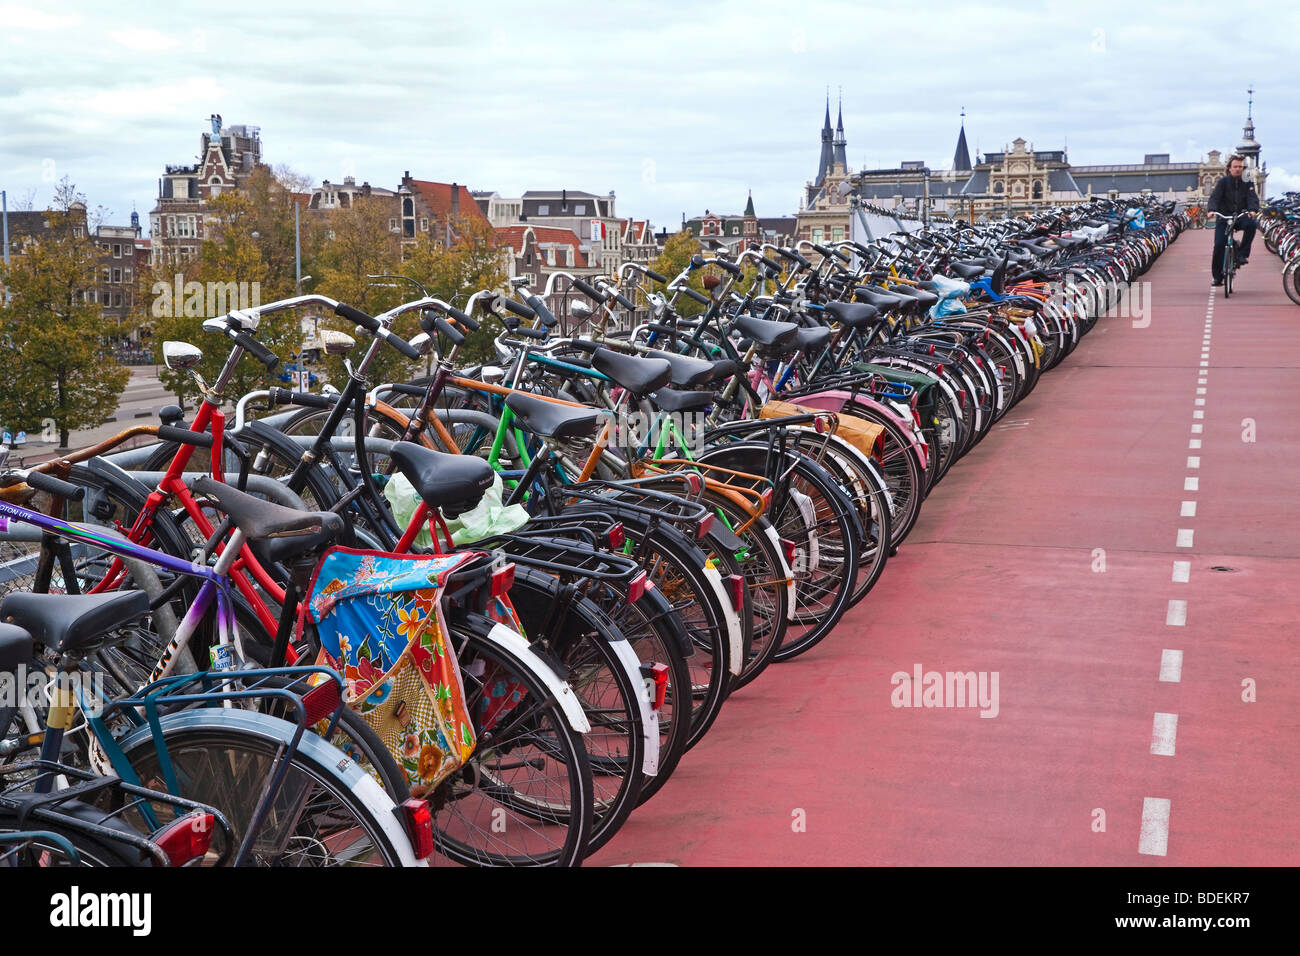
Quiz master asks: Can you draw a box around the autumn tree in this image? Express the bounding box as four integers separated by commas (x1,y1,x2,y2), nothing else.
0,179,129,447
145,167,307,405
649,229,711,317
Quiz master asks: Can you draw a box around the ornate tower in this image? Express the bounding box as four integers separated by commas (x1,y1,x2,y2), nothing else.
1237,86,1265,198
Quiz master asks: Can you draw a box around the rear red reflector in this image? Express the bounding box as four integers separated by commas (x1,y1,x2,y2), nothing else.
726,573,745,611
490,562,515,598
781,537,797,564
154,811,215,867
628,570,647,604
303,679,342,726
760,487,773,511
644,662,669,710
697,513,714,539
400,798,435,860
608,522,626,550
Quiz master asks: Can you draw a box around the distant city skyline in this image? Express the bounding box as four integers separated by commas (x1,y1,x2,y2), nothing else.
2,0,1295,232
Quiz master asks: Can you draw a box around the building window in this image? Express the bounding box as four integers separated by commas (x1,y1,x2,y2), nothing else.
402,197,414,216
993,182,1004,194
112,269,122,283
103,268,111,284
538,204,549,215
574,203,585,215
730,226,738,235
124,269,132,283
1032,181,1043,199
812,227,824,243
112,243,122,257
832,227,844,241
420,217,428,231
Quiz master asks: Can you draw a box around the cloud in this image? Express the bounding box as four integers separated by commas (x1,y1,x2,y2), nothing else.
107,27,182,51
0,0,1295,233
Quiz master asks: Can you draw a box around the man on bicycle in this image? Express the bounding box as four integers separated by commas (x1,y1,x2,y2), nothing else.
1208,154,1259,286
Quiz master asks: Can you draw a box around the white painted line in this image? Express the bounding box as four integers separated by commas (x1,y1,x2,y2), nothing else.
1189,439,1201,449
1172,561,1191,583
1166,600,1187,626
1187,456,1200,468
1176,528,1194,548
1198,377,1207,384
1195,398,1205,406
1191,424,1203,434
1197,387,1206,394
1139,797,1171,856
1150,713,1179,756
1160,649,1184,682
1180,501,1197,516
1199,361,1209,367
1193,410,1205,419
1184,477,1199,491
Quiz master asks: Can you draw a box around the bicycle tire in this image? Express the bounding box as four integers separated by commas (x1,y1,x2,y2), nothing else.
430,610,593,866
116,711,411,866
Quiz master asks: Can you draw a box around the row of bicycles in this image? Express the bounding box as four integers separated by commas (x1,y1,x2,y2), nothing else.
0,196,1184,866
1261,193,1300,306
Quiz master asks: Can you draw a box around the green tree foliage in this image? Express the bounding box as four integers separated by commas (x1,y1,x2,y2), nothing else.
0,180,129,448
649,230,711,317
400,216,508,367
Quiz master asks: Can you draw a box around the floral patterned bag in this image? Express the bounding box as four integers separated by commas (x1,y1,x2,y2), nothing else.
301,547,479,797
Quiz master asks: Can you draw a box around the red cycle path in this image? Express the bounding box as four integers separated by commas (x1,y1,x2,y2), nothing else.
593,230,1300,866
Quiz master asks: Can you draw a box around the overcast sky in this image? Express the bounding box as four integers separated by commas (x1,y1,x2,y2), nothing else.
2,0,1295,233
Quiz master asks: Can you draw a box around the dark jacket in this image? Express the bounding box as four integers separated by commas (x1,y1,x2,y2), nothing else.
1207,175,1260,215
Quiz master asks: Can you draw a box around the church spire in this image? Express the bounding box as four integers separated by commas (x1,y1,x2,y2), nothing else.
952,107,972,172
833,92,847,170
815,91,835,186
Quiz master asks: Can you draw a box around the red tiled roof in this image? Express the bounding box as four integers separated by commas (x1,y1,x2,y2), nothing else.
408,180,490,227
495,225,588,267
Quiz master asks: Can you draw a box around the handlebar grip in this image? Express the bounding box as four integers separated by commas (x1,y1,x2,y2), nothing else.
435,317,465,346
524,295,558,328
157,424,215,448
447,307,480,332
680,287,710,305
502,297,536,320
612,291,636,312
779,248,812,269
334,302,380,333
231,331,279,371
714,259,743,277
385,331,421,360
571,278,606,303
643,268,667,283
646,323,681,336
812,243,835,258
269,387,335,409
510,325,548,341
567,339,599,353
761,256,784,273
14,470,86,501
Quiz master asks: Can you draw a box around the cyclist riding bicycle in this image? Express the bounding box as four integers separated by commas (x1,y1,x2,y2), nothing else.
1208,154,1259,286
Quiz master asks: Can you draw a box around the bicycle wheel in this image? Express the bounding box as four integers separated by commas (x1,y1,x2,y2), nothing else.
428,610,593,866
116,711,410,866
1224,245,1234,298
505,568,644,855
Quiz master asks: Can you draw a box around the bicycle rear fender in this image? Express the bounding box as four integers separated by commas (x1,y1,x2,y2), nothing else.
115,708,426,867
